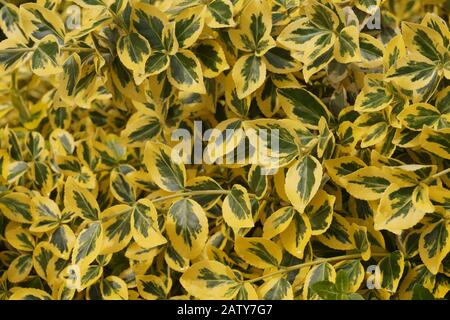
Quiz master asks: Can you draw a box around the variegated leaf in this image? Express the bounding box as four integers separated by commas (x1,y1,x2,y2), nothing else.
285,155,323,213
143,142,187,192
167,199,208,259
235,236,282,269
222,184,254,229
180,260,240,300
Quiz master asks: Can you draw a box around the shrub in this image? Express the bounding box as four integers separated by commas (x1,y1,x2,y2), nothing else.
0,0,449,300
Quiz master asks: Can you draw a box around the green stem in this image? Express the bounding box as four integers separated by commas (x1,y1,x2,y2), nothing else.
396,233,406,256
105,6,127,31
0,47,95,54
101,190,257,221
300,141,318,156
424,168,450,183
10,71,31,120
245,253,389,284
61,47,96,53
152,190,242,203
0,48,34,53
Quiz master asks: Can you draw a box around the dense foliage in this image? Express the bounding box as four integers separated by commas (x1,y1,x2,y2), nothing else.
0,0,449,300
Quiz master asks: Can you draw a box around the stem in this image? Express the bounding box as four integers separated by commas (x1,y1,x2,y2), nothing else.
10,71,31,120
61,47,96,53
105,6,127,31
0,47,95,54
152,190,232,203
396,233,406,256
245,253,389,284
101,189,257,221
300,141,318,156
0,48,34,53
424,168,450,183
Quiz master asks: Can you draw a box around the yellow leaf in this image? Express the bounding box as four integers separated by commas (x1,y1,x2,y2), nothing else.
235,236,282,269
180,260,239,299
